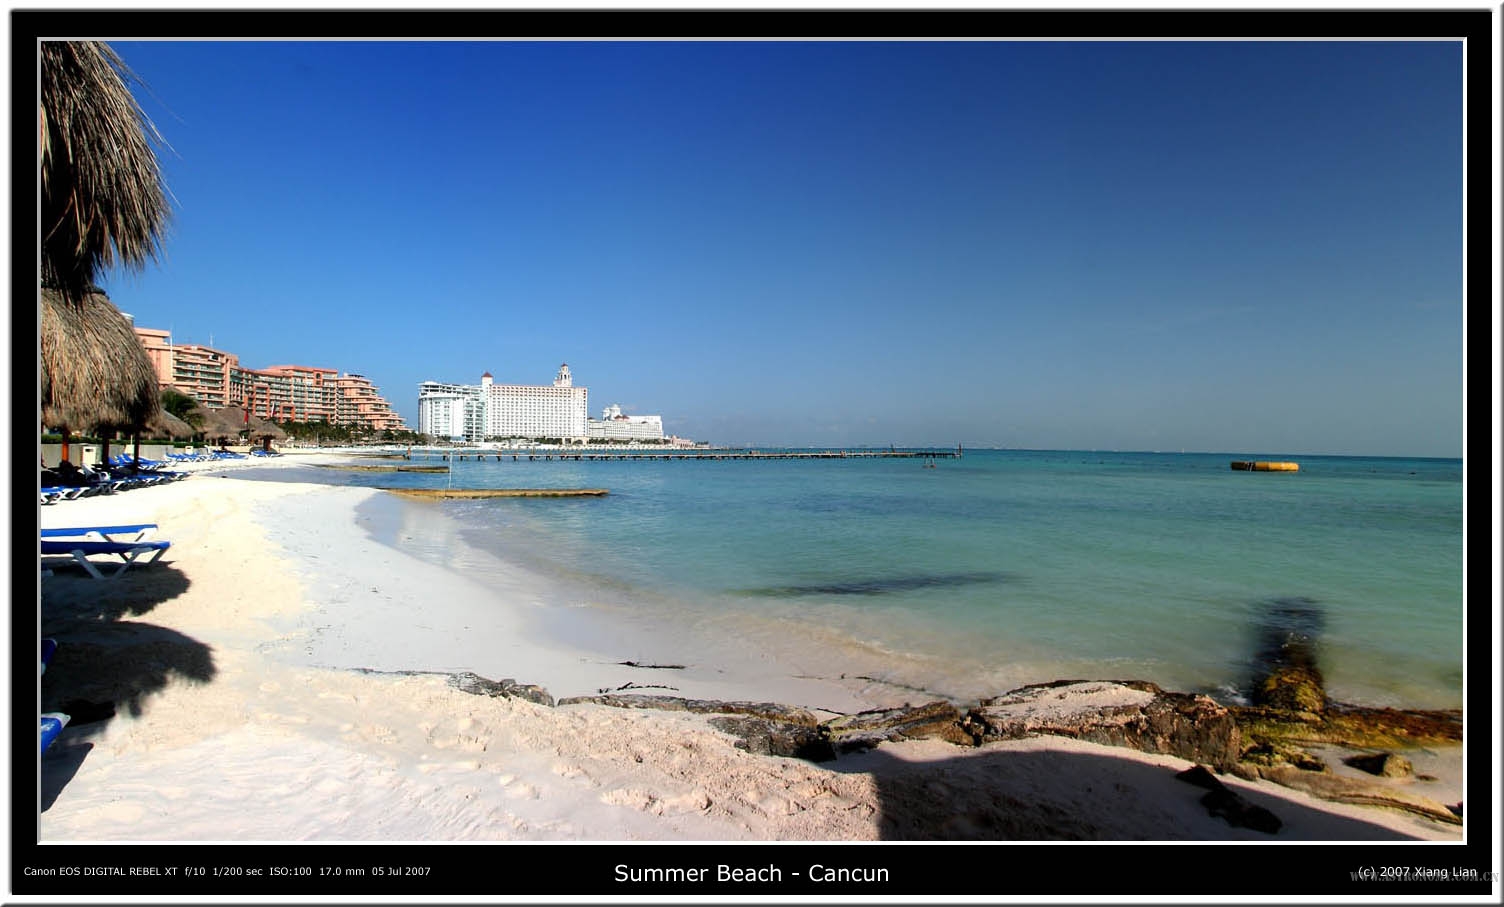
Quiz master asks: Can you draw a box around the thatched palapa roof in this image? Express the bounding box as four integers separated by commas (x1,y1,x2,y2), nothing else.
245,415,286,441
40,287,160,434
200,405,249,442
40,41,171,308
151,408,194,439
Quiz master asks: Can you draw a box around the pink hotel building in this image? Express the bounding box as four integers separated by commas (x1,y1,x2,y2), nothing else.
134,327,406,432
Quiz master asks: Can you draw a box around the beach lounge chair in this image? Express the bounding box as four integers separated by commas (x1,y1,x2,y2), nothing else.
41,524,158,543
40,537,171,580
40,713,70,754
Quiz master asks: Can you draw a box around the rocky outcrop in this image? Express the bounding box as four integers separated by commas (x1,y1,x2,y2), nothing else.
1343,751,1414,778
962,680,1242,771
1250,763,1460,826
821,701,974,752
1231,703,1461,750
555,694,819,726
448,671,555,707
707,716,836,762
1239,740,1328,773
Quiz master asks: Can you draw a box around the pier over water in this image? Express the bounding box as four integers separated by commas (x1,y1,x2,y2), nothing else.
391,447,963,463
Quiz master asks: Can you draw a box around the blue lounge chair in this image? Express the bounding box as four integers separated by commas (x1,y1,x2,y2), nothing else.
42,638,58,675
41,537,171,580
40,713,70,754
41,524,158,543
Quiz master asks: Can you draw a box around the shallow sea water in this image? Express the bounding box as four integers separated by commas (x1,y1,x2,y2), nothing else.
249,449,1465,709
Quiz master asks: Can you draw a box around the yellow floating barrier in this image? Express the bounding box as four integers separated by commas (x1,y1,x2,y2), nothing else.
1230,461,1299,472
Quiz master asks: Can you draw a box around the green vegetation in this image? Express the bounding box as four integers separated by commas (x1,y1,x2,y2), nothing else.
160,387,204,428
272,419,425,446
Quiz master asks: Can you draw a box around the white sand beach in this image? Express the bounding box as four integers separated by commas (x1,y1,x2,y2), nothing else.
35,455,1464,842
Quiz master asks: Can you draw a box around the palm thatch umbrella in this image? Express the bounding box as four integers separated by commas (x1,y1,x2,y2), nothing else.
245,415,286,451
40,287,160,463
151,408,194,440
40,41,170,308
200,405,249,446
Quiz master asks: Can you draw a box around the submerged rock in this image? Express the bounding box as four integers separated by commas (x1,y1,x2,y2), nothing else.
1250,597,1327,713
963,680,1242,771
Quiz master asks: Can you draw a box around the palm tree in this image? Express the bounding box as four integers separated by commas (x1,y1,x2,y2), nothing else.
38,41,170,464
160,387,203,428
40,41,170,308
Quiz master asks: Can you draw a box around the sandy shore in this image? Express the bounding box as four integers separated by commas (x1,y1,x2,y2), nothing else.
34,455,1463,841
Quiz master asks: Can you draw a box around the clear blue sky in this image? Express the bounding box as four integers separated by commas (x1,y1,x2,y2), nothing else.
100,40,1464,456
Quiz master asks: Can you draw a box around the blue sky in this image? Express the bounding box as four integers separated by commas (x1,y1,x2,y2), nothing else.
99,40,1464,456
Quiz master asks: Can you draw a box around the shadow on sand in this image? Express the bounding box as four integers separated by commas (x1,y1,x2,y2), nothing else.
38,562,216,800
828,745,1427,841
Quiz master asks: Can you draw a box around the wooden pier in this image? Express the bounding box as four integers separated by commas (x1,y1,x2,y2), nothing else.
380,487,609,499
412,448,963,463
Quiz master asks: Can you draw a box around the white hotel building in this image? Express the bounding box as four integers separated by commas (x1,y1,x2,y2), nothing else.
586,404,665,442
419,364,588,442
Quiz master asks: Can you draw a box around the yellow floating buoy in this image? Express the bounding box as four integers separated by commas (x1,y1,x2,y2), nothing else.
1231,461,1299,472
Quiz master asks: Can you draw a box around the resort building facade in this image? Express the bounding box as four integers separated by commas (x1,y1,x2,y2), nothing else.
134,326,406,431
586,404,665,442
418,365,589,442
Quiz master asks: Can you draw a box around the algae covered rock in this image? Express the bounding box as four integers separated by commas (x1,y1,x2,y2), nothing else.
1249,597,1327,713
1240,740,1328,772
1255,665,1326,714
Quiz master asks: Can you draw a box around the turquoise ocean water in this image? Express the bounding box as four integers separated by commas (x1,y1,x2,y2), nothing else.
257,450,1465,710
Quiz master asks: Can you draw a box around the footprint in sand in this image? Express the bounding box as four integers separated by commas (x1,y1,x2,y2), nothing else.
500,777,539,800
428,732,488,754
359,724,399,744
601,787,657,811
550,763,594,785
418,760,482,775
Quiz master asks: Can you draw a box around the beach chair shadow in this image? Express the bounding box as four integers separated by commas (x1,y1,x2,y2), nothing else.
40,742,93,812
829,745,1428,841
39,560,190,621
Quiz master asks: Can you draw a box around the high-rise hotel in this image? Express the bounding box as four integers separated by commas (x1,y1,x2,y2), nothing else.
134,326,406,432
419,364,588,442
